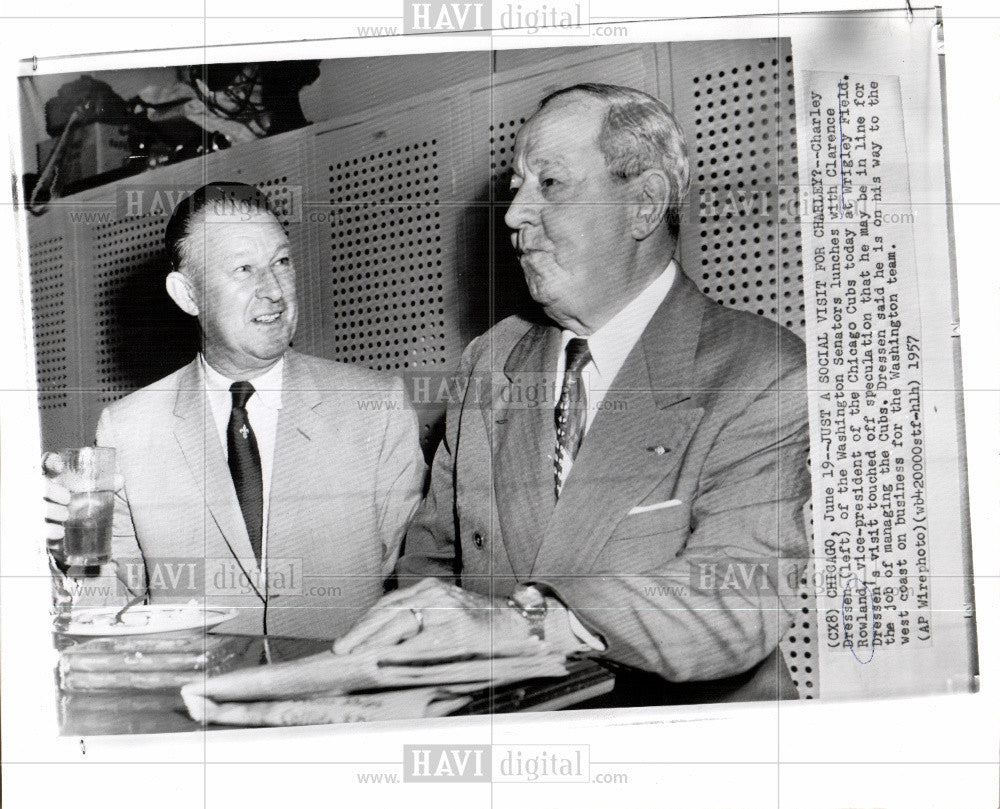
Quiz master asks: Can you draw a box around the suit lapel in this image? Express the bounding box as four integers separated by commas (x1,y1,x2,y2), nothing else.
172,357,264,601
532,346,703,577
492,324,563,577
530,269,709,578
266,352,326,565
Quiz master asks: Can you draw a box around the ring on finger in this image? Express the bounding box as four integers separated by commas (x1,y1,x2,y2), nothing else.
409,607,424,635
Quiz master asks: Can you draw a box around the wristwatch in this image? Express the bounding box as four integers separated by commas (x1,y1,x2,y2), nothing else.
507,583,547,641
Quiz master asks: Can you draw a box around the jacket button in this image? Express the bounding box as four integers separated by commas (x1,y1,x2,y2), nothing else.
473,532,484,548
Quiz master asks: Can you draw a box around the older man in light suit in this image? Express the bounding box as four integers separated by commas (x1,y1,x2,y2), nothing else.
336,84,810,704
45,183,426,639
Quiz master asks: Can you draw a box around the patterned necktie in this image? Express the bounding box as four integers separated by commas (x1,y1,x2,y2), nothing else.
228,381,263,566
554,338,592,499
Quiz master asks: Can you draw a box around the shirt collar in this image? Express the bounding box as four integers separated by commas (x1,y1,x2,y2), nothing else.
561,259,677,377
200,354,284,411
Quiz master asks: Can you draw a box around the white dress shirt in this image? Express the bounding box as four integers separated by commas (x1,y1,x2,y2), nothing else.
201,354,284,572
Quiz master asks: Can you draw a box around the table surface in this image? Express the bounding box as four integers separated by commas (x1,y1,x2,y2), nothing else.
56,633,616,736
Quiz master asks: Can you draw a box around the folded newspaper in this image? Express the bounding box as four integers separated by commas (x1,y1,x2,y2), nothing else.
180,639,570,726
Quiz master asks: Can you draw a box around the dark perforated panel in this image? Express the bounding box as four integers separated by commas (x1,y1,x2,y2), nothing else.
787,505,819,699
28,235,70,410
256,175,299,228
489,116,526,176
685,51,804,335
90,215,169,403
672,39,814,698
325,140,447,371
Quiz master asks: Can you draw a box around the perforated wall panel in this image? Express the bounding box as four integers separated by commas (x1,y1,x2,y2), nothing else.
89,215,169,403
786,505,819,696
489,115,527,177
28,234,70,411
671,38,816,698
256,175,299,229
311,100,468,451
325,139,447,371
318,113,464,373
673,40,804,336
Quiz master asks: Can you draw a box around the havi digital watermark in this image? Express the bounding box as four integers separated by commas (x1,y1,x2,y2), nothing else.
402,744,592,783
403,1,589,35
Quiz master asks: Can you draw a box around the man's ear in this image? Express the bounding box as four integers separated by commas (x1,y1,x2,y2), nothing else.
166,271,200,317
630,169,670,240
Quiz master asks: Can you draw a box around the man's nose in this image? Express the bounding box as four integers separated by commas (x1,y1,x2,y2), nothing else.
256,266,285,301
504,183,539,233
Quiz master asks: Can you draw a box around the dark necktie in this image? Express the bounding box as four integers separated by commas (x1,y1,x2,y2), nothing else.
228,381,263,566
554,337,592,499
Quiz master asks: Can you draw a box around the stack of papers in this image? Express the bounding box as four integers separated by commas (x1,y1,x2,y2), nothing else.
181,640,570,726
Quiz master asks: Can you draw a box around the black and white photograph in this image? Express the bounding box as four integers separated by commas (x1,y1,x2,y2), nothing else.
1,2,997,808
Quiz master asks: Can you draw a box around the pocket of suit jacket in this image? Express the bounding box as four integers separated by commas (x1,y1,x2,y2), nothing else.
591,501,692,574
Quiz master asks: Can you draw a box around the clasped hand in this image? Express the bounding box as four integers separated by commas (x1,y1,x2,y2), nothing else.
333,577,541,658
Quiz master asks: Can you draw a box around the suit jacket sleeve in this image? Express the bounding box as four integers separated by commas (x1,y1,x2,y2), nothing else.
535,353,811,682
375,377,429,580
395,337,484,584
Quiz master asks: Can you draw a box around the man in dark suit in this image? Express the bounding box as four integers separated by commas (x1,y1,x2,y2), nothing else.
335,84,810,702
